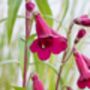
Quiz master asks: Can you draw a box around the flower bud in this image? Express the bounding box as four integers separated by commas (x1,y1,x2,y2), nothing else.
26,1,35,12
74,29,86,44
77,29,86,39
74,15,90,27
31,73,44,90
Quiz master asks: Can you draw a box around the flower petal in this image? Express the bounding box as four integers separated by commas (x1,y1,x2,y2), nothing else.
35,14,61,38
35,14,52,38
33,80,44,90
30,39,39,52
81,18,90,26
82,54,90,69
73,50,89,77
87,78,90,88
52,37,67,54
77,76,86,89
37,47,51,60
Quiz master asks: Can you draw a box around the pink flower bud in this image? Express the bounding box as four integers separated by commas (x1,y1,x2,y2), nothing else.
74,29,86,44
77,29,86,39
32,74,44,90
26,1,35,12
74,15,90,27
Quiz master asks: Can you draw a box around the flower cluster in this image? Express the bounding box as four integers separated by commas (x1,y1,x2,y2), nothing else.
73,15,90,89
27,1,90,90
73,48,90,89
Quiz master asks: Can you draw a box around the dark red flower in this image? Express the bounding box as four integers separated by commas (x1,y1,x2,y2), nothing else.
32,74,44,90
74,15,90,27
30,14,67,60
26,1,35,12
73,48,90,89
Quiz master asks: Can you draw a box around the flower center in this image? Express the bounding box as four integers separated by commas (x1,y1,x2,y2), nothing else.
38,37,53,49
41,44,46,49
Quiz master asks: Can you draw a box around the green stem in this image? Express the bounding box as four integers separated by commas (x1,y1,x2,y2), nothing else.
55,22,74,90
23,1,32,87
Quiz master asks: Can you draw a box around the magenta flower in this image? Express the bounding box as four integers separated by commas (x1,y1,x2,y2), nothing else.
73,48,90,89
32,74,44,90
30,14,67,60
74,15,90,27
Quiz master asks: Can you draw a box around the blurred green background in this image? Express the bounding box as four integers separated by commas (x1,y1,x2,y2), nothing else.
0,0,90,90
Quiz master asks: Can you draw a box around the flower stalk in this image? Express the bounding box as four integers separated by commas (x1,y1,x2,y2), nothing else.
55,21,87,90
23,0,34,87
55,22,74,90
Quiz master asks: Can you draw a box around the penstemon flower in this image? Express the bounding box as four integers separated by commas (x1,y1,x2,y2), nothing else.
30,13,67,60
73,48,90,89
74,15,90,27
32,74,44,90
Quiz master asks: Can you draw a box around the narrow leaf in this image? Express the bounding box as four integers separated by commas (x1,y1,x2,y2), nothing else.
57,0,69,30
13,86,25,90
35,0,53,26
7,0,22,43
18,38,25,70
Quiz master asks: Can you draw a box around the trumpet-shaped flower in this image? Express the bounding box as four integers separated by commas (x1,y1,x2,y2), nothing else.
73,48,90,89
30,14,67,60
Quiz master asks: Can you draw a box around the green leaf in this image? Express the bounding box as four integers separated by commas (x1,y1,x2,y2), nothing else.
33,54,46,80
27,34,36,46
18,37,25,70
0,18,7,23
35,0,53,26
48,55,56,90
61,55,74,86
57,0,69,30
27,80,32,90
6,0,22,43
18,33,36,70
33,54,57,82
13,86,25,90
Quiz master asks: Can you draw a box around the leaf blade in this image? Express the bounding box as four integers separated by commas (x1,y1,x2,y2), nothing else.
35,0,53,26
7,0,22,43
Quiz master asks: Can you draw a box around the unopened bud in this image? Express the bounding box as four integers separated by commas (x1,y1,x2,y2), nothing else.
26,1,35,12
74,29,86,44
